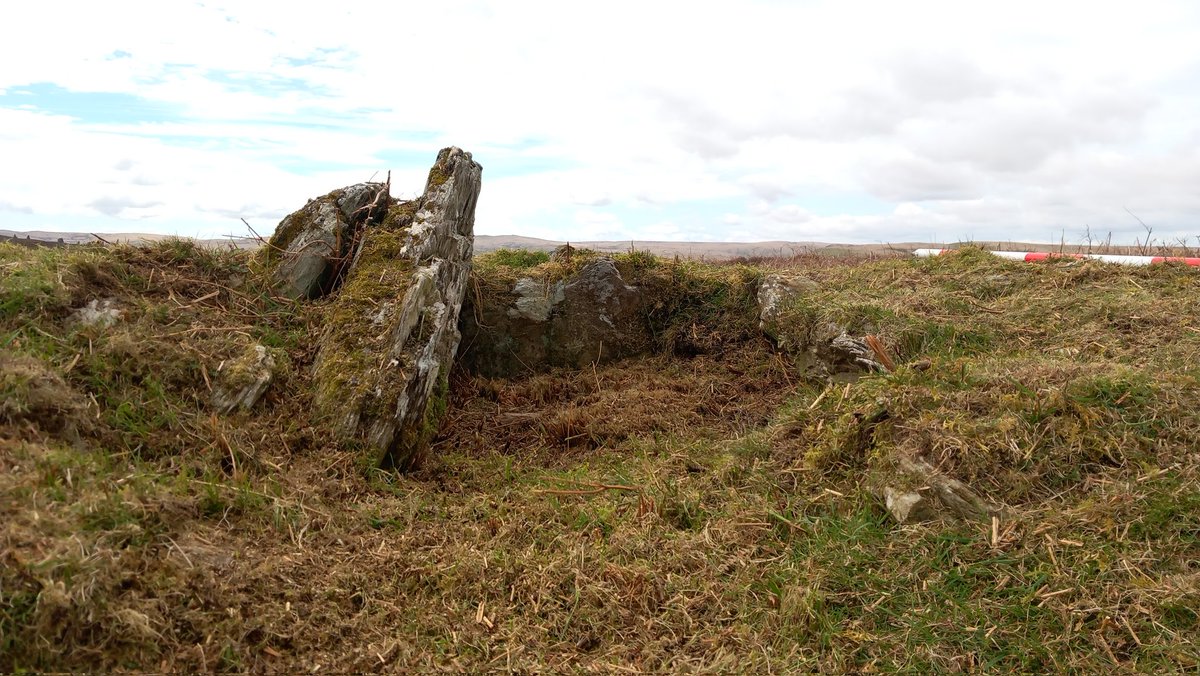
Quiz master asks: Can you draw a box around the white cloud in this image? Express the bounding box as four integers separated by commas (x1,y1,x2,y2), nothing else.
1,0,1199,243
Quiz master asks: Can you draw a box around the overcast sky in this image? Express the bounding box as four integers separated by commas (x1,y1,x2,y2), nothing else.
2,1,1199,245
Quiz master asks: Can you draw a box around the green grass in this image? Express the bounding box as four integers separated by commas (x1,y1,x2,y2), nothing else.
481,247,551,269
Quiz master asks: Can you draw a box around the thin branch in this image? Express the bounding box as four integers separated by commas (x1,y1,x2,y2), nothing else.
241,218,267,244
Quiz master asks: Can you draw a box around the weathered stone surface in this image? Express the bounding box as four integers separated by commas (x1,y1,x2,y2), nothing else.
881,487,937,524
211,344,278,414
554,259,649,367
72,298,122,328
757,274,818,349
823,326,885,375
511,278,563,322
460,258,653,378
879,456,1003,524
313,147,481,469
788,321,884,382
266,182,390,300
755,274,883,381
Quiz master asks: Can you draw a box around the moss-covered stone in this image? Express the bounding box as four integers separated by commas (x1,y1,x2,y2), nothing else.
211,344,282,414
312,227,416,434
262,183,391,300
460,254,766,377
311,147,481,470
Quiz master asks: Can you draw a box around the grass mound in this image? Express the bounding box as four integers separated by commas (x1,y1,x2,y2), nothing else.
2,242,1198,671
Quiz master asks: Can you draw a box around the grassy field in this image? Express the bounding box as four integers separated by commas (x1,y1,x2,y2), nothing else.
2,240,1198,671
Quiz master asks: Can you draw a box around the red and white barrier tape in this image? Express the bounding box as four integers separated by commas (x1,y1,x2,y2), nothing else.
912,248,1200,267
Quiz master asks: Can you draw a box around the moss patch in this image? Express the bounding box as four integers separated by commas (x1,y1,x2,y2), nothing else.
469,248,764,359
312,227,415,428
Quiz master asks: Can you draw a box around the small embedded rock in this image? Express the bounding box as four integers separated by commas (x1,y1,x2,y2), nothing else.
510,278,564,322
212,344,278,414
755,276,884,381
879,456,1004,524
881,487,937,524
757,274,819,348
266,182,390,300
72,298,122,328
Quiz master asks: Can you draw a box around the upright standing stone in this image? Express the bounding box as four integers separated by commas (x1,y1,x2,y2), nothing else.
312,148,482,469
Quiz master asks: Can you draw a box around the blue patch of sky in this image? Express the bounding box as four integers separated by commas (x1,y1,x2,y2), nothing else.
131,62,199,87
286,106,388,127
204,68,333,98
108,132,291,154
272,156,366,175
481,140,570,177
472,154,573,179
492,137,553,153
373,148,444,169
283,47,357,69
0,83,184,125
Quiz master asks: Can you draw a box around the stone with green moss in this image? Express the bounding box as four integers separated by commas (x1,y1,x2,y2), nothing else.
211,343,282,414
312,147,482,470
264,182,390,299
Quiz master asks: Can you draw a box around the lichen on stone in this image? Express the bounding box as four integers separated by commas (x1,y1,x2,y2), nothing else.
310,147,481,469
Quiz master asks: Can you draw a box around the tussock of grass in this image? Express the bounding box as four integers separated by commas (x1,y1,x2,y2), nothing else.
2,242,1199,671
483,247,551,269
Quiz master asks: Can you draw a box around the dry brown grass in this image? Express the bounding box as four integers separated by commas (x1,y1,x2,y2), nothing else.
441,347,794,461
3,241,1199,671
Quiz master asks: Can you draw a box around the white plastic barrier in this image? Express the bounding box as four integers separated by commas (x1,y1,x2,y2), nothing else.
912,248,1200,267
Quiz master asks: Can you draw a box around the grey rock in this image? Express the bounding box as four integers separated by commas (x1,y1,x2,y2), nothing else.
313,147,482,470
757,274,819,348
829,331,885,372
882,487,937,524
510,278,564,322
880,456,1003,524
211,344,278,414
785,322,884,383
755,274,884,381
266,182,391,300
72,298,122,328
554,259,648,366
460,258,652,378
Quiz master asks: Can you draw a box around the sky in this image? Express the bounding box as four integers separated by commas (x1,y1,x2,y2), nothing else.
2,1,1199,245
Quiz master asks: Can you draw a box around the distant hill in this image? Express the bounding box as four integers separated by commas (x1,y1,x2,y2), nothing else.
476,235,984,260
1,229,898,258
0,230,260,249
3,229,1183,259
472,235,845,258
